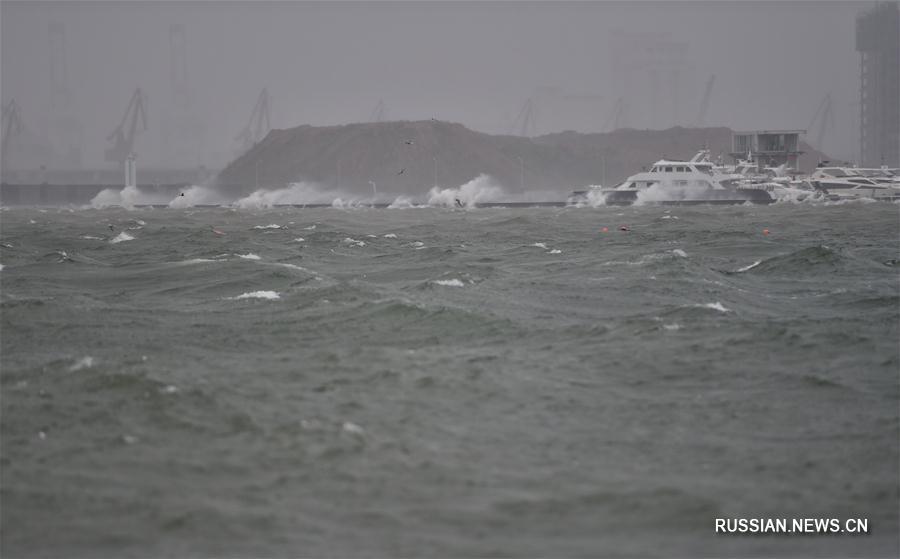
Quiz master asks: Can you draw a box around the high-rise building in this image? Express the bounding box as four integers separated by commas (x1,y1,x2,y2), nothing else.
857,2,899,168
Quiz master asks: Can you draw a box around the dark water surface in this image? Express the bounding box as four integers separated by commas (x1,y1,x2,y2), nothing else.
1,204,898,558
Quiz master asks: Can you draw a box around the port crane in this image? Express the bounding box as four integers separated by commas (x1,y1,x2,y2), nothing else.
807,93,834,153
369,99,387,123
694,74,716,126
236,88,271,151
510,98,537,137
105,88,147,165
1,99,24,174
603,97,625,132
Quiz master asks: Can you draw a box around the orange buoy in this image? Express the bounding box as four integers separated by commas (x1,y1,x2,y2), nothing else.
762,228,770,236
601,226,609,233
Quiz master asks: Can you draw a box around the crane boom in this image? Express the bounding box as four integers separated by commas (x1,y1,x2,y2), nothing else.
105,88,147,165
695,74,716,126
2,99,24,174
807,93,833,152
236,88,271,150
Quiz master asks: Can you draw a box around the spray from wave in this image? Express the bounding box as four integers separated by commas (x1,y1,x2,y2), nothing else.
427,174,503,208
89,185,172,209
235,182,350,208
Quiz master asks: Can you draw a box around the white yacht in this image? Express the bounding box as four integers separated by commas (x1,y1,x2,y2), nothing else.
808,165,900,201
601,150,776,205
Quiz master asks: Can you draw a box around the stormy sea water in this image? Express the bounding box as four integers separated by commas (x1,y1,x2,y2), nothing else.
1,202,898,558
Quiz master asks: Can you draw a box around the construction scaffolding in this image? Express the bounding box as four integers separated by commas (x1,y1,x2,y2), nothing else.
857,2,899,167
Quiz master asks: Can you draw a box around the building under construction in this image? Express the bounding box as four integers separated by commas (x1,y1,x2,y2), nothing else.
857,2,899,168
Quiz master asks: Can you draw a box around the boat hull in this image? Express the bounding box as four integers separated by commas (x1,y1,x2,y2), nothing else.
602,187,775,206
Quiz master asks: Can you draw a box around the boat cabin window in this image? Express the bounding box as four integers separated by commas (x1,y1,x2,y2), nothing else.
824,168,846,177
665,166,673,172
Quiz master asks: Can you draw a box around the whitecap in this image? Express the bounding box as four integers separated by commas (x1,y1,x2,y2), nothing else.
433,279,465,287
109,232,134,244
253,224,283,230
229,291,280,300
69,356,95,371
342,237,366,247
662,323,682,331
273,263,310,272
671,249,687,258
735,260,761,273
178,258,217,265
549,249,562,254
303,225,317,230
531,242,548,249
342,421,365,435
383,233,398,239
80,235,103,240
237,253,261,260
292,237,306,243
701,302,731,313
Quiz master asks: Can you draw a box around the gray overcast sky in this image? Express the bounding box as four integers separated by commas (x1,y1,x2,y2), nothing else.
1,1,868,169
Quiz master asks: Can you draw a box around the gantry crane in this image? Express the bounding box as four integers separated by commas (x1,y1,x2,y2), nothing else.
235,88,271,151
105,88,147,165
1,99,24,174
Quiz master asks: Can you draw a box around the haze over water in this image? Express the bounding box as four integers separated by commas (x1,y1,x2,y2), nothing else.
1,202,897,557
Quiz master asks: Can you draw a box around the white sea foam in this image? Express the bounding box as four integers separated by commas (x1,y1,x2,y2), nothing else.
433,279,465,287
663,323,682,331
383,233,398,239
253,224,283,230
531,242,548,249
672,249,688,258
342,237,366,247
273,263,310,272
342,421,365,435
109,231,134,244
303,224,317,230
292,237,306,242
237,253,261,260
69,356,95,371
178,258,217,265
230,290,280,300
549,249,562,254
0,264,3,271
428,174,503,208
701,302,731,313
735,260,762,272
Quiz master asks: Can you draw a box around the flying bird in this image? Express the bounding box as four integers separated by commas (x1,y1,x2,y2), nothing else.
404,140,414,145
397,168,406,175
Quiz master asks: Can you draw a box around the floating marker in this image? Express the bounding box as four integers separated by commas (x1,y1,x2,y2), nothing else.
763,228,770,236
601,227,609,233
619,225,630,232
